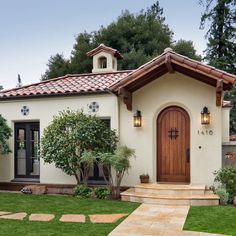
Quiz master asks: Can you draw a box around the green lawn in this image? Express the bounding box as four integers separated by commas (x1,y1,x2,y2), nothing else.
0,193,139,236
184,206,236,235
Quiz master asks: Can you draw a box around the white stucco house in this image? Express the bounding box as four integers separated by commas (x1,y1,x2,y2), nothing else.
0,44,236,194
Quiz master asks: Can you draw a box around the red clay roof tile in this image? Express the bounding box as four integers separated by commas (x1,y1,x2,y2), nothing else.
0,71,132,99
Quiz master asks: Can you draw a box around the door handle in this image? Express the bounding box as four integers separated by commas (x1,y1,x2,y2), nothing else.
186,148,190,163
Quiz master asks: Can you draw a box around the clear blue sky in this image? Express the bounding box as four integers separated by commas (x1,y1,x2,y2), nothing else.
0,0,207,89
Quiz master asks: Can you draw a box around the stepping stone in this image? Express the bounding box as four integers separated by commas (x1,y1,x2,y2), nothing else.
0,212,11,216
60,214,85,223
0,212,27,220
89,213,128,223
29,214,54,222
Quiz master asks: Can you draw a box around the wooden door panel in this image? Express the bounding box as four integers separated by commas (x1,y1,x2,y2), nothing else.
157,106,190,182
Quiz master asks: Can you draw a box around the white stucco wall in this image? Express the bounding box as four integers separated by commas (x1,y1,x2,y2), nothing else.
0,93,118,184
222,107,230,142
119,72,223,187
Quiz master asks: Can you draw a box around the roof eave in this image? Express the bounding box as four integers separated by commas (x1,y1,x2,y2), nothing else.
0,90,110,101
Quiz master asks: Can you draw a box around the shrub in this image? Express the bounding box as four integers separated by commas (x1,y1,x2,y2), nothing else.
74,185,93,198
41,110,118,185
0,114,12,155
94,187,110,199
214,166,236,203
97,145,135,199
216,187,229,205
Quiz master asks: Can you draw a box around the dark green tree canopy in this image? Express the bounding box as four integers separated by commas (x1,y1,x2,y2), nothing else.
0,114,12,155
42,1,201,80
200,0,236,74
173,39,202,61
41,53,71,81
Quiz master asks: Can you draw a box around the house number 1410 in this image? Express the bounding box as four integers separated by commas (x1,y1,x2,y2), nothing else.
198,130,213,135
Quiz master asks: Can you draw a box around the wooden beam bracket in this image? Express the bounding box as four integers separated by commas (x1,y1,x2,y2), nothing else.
165,54,174,73
216,79,223,106
118,87,132,111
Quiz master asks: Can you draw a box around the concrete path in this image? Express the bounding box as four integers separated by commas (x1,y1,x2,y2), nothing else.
109,204,226,236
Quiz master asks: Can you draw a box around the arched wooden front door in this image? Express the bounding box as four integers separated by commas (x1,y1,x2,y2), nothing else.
157,106,190,182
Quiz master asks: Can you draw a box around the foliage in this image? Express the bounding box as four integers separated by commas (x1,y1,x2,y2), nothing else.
74,185,93,198
216,187,229,205
41,53,71,81
98,145,135,199
184,206,236,235
0,192,139,236
42,1,201,80
94,187,111,200
40,110,118,184
214,166,236,203
173,39,202,61
200,0,236,74
0,114,12,155
0,85,3,90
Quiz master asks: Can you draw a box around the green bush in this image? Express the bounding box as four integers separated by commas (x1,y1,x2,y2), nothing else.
214,166,236,203
0,114,12,155
94,187,110,199
216,187,229,205
74,185,93,198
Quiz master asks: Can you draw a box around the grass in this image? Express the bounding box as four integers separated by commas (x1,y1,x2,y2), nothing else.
184,205,236,235
0,193,139,236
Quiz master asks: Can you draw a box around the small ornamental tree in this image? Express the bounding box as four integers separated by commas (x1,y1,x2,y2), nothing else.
41,110,118,185
0,114,12,155
97,145,135,199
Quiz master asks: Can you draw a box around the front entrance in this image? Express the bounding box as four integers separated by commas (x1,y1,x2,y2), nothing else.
157,106,190,182
15,122,40,179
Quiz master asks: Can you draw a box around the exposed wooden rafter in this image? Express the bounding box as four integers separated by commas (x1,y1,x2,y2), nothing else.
118,87,132,111
216,79,223,106
165,54,174,73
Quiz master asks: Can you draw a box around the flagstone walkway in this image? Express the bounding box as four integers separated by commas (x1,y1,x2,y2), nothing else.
0,211,128,223
108,204,226,236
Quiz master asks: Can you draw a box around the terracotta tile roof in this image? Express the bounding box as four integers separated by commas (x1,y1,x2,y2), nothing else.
86,44,123,59
0,71,132,99
111,48,236,92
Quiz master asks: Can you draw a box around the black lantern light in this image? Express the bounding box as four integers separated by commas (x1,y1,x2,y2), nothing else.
201,106,210,125
133,110,142,127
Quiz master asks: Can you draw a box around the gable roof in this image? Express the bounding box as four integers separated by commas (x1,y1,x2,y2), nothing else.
86,44,123,59
0,71,131,100
111,48,236,93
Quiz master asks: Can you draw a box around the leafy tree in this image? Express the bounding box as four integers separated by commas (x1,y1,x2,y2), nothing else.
40,110,118,184
0,85,3,91
200,0,236,74
0,114,12,155
173,39,202,61
97,145,135,199
41,53,71,81
200,0,236,133
70,32,95,74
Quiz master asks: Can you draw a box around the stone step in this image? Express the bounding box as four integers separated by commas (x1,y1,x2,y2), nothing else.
134,183,206,196
121,188,219,206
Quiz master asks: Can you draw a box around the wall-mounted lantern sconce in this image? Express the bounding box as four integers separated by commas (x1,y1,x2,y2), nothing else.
133,110,142,127
201,106,210,125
